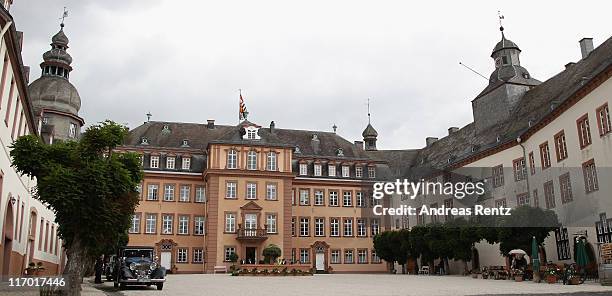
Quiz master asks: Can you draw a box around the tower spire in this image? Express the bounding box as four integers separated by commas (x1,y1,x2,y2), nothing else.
367,98,371,124
497,10,505,33
60,7,68,29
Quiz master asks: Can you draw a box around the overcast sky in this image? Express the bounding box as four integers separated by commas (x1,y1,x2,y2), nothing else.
11,0,612,149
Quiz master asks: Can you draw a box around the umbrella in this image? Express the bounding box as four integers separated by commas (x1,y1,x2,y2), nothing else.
508,249,527,256
531,236,540,272
575,239,589,268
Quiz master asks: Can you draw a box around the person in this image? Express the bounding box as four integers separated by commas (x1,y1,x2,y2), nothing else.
437,260,445,275
94,256,103,284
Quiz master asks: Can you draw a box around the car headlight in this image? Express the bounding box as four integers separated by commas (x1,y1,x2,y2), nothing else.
130,262,136,270
150,262,157,270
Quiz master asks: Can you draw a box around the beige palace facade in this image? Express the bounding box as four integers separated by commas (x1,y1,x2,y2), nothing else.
120,119,391,273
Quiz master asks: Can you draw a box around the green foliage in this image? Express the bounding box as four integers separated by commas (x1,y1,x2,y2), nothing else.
262,244,282,263
497,206,560,257
10,121,142,259
228,252,239,263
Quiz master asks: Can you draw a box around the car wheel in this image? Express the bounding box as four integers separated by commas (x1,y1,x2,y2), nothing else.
156,283,163,290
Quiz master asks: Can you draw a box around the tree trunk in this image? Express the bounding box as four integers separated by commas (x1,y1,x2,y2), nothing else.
463,260,469,275
61,239,87,296
443,257,450,275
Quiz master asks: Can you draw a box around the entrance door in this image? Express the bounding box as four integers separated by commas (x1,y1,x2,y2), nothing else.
245,214,257,236
315,253,325,271
245,247,257,264
160,251,171,270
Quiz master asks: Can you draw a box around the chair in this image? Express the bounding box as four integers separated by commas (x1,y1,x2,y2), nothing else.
418,266,429,275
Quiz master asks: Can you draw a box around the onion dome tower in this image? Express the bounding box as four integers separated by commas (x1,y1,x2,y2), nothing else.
362,101,378,151
28,23,84,144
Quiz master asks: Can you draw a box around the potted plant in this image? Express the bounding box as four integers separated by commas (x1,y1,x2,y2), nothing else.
512,269,524,282
25,262,37,276
262,244,282,264
544,265,558,284
229,252,239,271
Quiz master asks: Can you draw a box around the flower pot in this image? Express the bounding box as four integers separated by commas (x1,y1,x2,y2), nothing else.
515,277,523,282
569,277,581,285
546,275,557,284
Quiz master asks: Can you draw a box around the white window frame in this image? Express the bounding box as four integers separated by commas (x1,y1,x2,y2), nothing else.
178,215,189,234
162,214,173,234
227,149,238,169
129,214,140,233
247,151,257,170
329,191,338,206
357,219,367,237
150,156,159,168
368,166,376,178
299,163,307,175
166,157,175,169
343,218,353,236
330,218,339,237
342,165,350,177
246,183,257,200
267,152,277,171
314,164,322,176
194,216,205,235
226,182,237,199
145,214,156,234
195,187,206,203
315,218,324,236
182,157,191,170
147,184,158,200
266,183,277,200
343,191,352,207
314,190,324,205
355,166,363,178
177,248,188,263
180,185,190,202
299,217,309,236
266,214,277,234
299,189,309,205
163,184,174,201
225,213,236,233
328,165,336,177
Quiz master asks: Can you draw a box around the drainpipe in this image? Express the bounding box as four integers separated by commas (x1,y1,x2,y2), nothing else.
517,137,531,199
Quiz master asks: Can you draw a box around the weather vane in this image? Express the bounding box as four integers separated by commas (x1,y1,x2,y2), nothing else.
367,98,371,124
498,10,505,31
59,7,69,28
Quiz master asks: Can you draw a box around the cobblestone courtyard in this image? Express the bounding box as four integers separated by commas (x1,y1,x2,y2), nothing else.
81,274,612,296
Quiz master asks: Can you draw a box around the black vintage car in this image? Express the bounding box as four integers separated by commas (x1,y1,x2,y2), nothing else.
113,246,166,290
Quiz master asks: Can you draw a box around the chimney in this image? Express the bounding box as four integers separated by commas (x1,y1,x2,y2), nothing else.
269,121,275,133
448,127,459,135
579,38,594,59
206,119,215,129
426,137,438,147
23,66,30,84
565,62,576,69
354,141,364,150
16,31,23,53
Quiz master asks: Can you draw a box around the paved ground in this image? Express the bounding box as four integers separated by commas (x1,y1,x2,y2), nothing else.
81,274,612,296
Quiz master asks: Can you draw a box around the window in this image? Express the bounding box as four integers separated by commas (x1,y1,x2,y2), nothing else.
247,151,257,170
299,217,309,236
583,159,599,193
544,181,556,209
356,192,364,207
371,219,380,236
528,152,536,175
180,185,190,202
145,214,157,234
314,190,324,205
559,173,573,204
162,214,173,234
540,142,551,168
163,184,175,201
227,149,237,169
355,166,363,178
329,191,338,206
69,123,77,138
342,166,350,177
444,198,454,221
554,131,568,161
226,182,237,199
372,249,381,263
516,193,530,206
315,218,325,236
195,187,206,203
513,157,527,182
266,214,277,234
344,249,354,264
357,249,368,264
328,165,336,177
368,166,376,178
314,164,322,176
533,189,539,208
343,191,352,207
147,184,159,200
331,250,340,264
555,228,571,260
246,183,257,200
330,218,340,236
357,218,367,237
266,183,277,200
343,218,353,236
577,114,592,148
299,163,308,175
247,129,256,139
178,215,189,234
225,213,236,233
266,152,277,171
194,216,205,235
300,248,310,263
492,165,504,188
150,156,159,168
299,189,309,205
596,213,612,243
495,198,507,208
291,217,296,236
224,247,236,262
193,249,204,263
177,248,188,263
182,157,191,170
596,103,611,136
129,214,140,233
166,157,175,169
430,203,439,223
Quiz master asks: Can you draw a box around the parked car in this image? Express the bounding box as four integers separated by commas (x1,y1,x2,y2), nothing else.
104,255,116,281
113,246,165,290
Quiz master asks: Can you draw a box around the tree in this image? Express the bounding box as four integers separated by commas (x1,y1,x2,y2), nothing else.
446,218,481,274
262,244,282,264
373,231,396,272
497,206,560,257
10,121,142,296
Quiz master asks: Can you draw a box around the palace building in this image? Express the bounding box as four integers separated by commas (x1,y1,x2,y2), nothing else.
119,118,395,273
0,1,68,278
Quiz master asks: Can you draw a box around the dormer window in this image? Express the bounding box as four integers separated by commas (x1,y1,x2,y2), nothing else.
294,146,301,154
336,148,344,157
247,129,256,139
182,139,190,147
501,55,510,65
243,125,261,140
141,137,149,145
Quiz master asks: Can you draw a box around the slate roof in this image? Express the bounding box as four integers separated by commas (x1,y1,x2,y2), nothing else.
415,35,612,170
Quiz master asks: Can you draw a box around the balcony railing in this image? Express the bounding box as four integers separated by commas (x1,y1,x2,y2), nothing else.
237,228,268,240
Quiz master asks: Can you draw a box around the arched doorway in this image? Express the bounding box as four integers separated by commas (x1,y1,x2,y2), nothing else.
155,239,176,273
310,241,329,273
2,196,15,278
471,248,480,271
